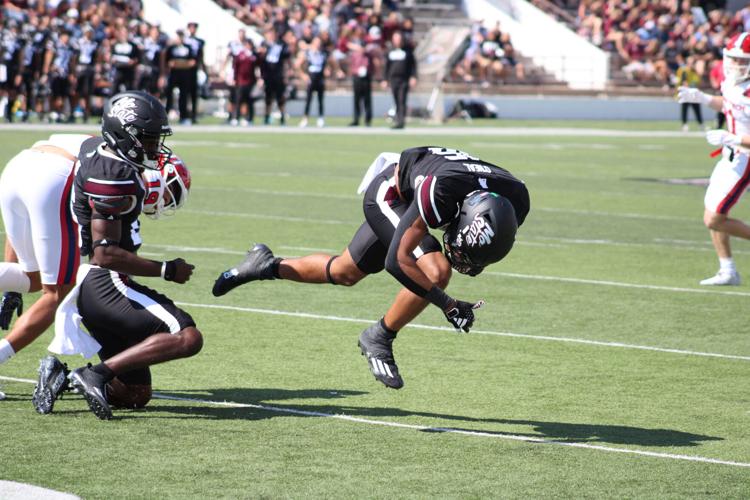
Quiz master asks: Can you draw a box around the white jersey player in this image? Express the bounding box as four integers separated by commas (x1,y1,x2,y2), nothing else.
0,134,176,400
678,32,750,286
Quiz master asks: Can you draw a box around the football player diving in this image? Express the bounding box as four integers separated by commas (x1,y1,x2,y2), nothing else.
0,133,180,401
34,91,200,420
213,146,529,389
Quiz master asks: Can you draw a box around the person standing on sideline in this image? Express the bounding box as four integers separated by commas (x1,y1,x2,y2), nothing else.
383,31,416,129
184,22,205,124
678,33,750,285
164,30,197,125
677,56,704,132
231,37,258,126
297,36,328,128
348,29,374,127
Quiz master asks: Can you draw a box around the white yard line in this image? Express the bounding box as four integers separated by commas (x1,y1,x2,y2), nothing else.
174,302,750,361
488,271,750,298
1,374,746,469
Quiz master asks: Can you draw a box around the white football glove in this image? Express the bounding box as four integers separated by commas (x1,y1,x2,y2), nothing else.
706,129,742,147
677,87,712,105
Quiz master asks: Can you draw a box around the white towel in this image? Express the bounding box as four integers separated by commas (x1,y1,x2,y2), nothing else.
48,264,102,359
356,152,400,194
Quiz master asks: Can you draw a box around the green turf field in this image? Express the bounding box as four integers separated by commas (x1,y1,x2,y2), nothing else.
0,125,748,498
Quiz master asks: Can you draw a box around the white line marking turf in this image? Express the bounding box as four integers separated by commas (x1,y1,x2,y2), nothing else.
175,302,750,361
1,375,747,469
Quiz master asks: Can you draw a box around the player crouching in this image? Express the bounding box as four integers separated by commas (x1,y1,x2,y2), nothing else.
33,91,199,419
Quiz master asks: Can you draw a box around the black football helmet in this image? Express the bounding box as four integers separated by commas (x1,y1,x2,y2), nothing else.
101,91,172,170
442,190,518,276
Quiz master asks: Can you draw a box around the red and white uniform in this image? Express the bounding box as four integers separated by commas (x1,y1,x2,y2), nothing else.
705,80,750,214
0,134,90,285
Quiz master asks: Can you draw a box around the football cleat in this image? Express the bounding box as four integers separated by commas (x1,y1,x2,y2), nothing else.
358,321,403,389
699,270,741,286
32,355,70,414
0,386,5,401
212,244,277,297
69,365,112,420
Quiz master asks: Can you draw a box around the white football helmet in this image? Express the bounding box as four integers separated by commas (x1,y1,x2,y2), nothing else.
160,153,191,215
141,168,166,219
724,33,750,86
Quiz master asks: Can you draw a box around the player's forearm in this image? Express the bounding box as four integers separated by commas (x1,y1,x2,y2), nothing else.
91,245,162,277
708,95,723,112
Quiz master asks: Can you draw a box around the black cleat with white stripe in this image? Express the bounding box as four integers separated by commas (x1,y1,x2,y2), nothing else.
212,243,277,297
69,365,112,420
358,321,403,389
32,355,70,414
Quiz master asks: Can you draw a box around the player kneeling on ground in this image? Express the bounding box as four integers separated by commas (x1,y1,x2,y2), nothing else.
213,146,529,389
34,91,200,420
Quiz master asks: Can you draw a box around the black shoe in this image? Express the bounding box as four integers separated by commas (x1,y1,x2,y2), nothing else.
358,322,403,389
69,365,112,420
212,244,277,297
391,123,405,130
32,355,70,414
348,121,359,127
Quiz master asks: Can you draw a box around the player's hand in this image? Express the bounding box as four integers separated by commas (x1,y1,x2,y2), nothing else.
706,129,742,147
677,87,711,105
443,299,484,333
163,258,195,284
0,292,23,330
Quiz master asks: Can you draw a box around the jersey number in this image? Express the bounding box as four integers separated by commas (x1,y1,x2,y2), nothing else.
428,147,478,161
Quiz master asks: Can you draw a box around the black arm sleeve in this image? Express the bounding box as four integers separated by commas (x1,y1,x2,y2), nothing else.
384,202,432,298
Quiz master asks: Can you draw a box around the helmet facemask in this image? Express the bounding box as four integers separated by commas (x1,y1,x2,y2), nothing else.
443,226,484,276
723,52,750,86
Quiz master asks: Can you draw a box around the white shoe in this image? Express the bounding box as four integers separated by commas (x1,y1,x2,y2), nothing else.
299,117,308,128
699,270,741,286
0,387,5,400
240,119,249,127
229,118,238,126
316,117,325,128
681,124,689,132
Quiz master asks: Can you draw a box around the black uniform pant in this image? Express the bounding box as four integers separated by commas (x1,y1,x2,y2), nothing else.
352,76,372,125
390,78,409,126
304,73,325,116
189,69,199,122
113,68,135,94
348,165,441,274
167,69,194,121
681,102,703,125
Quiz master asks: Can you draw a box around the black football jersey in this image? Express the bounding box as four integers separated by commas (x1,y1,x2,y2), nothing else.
397,146,530,229
72,137,145,257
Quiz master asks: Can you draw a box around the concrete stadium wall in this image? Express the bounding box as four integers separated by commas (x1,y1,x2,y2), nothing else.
267,92,707,122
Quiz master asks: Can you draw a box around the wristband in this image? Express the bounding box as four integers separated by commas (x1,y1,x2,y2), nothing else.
161,260,177,281
424,286,453,310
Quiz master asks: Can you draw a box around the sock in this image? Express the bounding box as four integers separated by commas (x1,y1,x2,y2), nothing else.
719,257,736,273
379,318,398,338
91,362,115,382
0,263,31,293
0,338,15,364
272,258,283,279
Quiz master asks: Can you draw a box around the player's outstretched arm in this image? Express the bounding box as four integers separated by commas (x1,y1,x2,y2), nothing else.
90,218,194,284
677,87,723,112
384,203,482,332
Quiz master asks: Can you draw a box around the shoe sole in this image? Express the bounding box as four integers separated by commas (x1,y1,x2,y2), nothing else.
32,366,68,415
70,373,112,420
358,340,404,390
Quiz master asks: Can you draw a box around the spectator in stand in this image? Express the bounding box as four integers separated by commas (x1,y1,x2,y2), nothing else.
676,55,704,132
231,36,258,126
259,27,292,126
348,25,375,127
165,29,197,125
383,30,416,129
297,35,328,128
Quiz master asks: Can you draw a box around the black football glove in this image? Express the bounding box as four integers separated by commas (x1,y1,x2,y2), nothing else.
444,299,484,333
0,292,23,330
